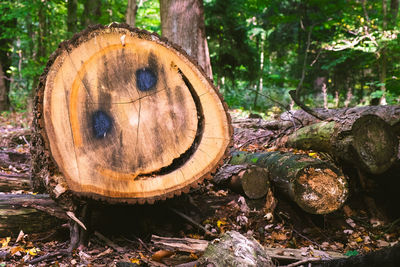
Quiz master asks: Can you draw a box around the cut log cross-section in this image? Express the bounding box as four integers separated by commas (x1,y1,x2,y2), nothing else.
32,24,232,204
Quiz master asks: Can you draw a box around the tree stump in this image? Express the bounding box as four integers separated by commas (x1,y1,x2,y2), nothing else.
31,24,232,205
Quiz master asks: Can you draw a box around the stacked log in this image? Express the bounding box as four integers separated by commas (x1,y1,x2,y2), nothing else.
227,151,348,215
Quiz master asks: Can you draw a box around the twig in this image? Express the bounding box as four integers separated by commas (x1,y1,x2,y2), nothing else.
122,235,152,253
291,228,321,249
237,134,271,149
27,250,69,264
94,231,124,252
169,207,216,237
283,258,324,267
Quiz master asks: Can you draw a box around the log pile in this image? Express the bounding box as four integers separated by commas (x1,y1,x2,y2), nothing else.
229,105,400,220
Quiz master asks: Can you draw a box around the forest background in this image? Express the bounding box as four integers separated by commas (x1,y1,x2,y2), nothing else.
1,0,400,117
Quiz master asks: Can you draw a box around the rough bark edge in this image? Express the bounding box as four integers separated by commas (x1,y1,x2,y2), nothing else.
31,23,233,205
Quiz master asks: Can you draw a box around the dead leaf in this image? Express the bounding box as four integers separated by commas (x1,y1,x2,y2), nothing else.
271,232,288,241
0,237,11,248
10,246,25,255
151,250,174,262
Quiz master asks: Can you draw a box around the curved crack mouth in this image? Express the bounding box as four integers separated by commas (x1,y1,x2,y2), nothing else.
136,68,205,179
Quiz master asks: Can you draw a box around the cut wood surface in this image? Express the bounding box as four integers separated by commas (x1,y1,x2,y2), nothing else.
32,24,232,204
213,164,270,199
0,194,67,236
229,151,348,214
285,114,398,174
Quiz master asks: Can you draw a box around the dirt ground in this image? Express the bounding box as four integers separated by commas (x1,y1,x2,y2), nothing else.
0,111,399,266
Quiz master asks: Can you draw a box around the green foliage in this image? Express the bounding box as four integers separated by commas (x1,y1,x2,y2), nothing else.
0,0,399,112
136,0,160,34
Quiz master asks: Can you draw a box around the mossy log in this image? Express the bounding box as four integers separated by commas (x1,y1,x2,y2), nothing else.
280,105,400,131
0,194,67,236
285,114,399,174
31,24,232,205
229,151,348,214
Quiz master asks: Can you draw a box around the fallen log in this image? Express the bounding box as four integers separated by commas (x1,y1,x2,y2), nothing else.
285,114,398,174
213,164,270,199
0,194,67,236
229,151,348,214
0,173,31,192
151,234,346,265
280,105,400,130
31,24,232,207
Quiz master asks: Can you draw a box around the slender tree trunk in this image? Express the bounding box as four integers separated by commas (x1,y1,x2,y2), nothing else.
391,0,399,24
380,0,388,105
82,0,102,28
0,60,9,111
160,0,213,79
67,0,78,36
253,35,264,109
37,1,47,62
126,0,137,27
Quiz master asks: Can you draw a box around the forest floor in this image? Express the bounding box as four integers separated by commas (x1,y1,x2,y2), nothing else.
0,111,399,266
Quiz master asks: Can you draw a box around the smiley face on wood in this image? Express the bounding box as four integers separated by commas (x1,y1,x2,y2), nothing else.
42,25,231,203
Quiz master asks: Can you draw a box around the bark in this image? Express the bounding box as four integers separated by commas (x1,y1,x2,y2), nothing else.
0,174,31,192
160,0,213,79
214,164,270,199
229,151,348,215
67,0,78,36
280,105,400,130
253,35,265,109
81,0,102,28
390,0,399,24
198,231,274,267
0,194,67,236
284,114,398,174
37,1,47,61
125,0,137,27
151,234,346,264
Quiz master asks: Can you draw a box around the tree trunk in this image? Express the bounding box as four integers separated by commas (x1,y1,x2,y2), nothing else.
285,114,398,174
0,194,67,236
31,24,232,206
82,0,102,28
160,0,213,79
37,1,47,62
0,60,9,111
67,0,78,36
229,151,348,215
126,0,137,27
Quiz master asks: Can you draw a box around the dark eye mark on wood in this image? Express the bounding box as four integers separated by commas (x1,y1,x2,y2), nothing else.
92,110,113,138
136,68,157,91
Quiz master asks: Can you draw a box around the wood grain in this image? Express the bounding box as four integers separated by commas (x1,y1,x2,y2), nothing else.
38,25,232,203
